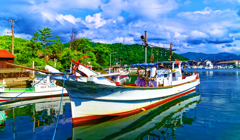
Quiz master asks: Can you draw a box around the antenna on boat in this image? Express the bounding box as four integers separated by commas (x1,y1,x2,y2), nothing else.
141,32,177,62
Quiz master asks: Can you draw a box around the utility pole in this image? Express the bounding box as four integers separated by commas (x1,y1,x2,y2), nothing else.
8,19,17,54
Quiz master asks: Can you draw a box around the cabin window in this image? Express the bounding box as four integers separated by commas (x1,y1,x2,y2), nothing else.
164,63,172,69
164,74,169,77
172,73,176,77
174,64,179,68
172,72,178,80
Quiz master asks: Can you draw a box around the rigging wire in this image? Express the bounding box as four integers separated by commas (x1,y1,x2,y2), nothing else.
52,73,66,140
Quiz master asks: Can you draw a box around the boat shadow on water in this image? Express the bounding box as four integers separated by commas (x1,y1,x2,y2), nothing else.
72,91,201,140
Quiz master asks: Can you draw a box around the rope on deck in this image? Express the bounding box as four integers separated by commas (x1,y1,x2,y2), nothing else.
0,74,50,105
52,73,66,140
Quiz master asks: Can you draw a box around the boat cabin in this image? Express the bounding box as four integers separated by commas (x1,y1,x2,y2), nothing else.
133,61,189,87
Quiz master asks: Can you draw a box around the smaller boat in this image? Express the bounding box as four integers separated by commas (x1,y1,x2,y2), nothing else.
197,65,203,69
0,65,68,103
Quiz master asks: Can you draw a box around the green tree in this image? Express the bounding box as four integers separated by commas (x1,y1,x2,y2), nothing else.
92,44,111,66
38,27,55,48
30,31,40,42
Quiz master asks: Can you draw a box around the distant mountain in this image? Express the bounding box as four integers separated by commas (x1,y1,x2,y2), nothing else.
180,52,240,61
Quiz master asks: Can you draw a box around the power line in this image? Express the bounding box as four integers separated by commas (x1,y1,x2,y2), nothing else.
14,23,22,33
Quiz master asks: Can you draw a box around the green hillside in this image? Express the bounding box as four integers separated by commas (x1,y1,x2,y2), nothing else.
0,29,188,72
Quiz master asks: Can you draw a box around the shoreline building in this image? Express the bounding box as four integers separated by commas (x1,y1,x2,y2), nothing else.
217,60,240,67
0,49,16,69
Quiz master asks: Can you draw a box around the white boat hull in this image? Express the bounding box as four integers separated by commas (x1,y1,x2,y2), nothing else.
0,88,68,102
63,78,200,124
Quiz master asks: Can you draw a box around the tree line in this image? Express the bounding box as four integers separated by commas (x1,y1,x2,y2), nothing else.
0,27,189,72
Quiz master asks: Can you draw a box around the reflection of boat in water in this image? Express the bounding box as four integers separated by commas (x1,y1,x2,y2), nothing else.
0,97,70,135
72,92,200,140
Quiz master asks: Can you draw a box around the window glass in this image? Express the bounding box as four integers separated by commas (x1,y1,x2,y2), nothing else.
172,73,176,77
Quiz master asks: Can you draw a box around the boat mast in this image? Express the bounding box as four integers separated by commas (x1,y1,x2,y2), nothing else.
144,31,147,63
168,42,173,61
141,31,148,63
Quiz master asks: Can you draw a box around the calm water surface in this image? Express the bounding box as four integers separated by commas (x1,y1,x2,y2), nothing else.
0,69,240,140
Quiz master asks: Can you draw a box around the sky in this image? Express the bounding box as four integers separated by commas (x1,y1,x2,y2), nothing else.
1,0,240,54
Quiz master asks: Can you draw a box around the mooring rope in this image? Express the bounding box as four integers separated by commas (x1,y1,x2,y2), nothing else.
0,74,50,105
52,73,66,140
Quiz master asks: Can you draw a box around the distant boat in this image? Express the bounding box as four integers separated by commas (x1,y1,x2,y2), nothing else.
197,65,203,69
191,66,197,69
228,65,234,69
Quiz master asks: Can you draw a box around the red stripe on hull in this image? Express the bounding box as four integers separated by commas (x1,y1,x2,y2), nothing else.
72,88,196,125
0,93,69,102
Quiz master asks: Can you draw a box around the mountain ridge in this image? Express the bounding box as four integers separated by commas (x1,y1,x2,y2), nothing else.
181,52,240,61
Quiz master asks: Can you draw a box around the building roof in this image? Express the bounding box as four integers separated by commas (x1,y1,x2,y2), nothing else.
0,49,16,58
217,61,237,64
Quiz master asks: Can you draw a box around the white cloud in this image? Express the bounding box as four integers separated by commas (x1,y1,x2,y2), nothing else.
203,0,240,5
207,28,228,38
35,0,102,11
112,37,135,44
193,7,212,15
113,37,124,43
85,13,106,29
189,30,209,39
0,28,31,40
15,33,32,40
101,0,179,20
92,39,112,44
0,29,11,36
173,32,188,39
117,16,124,22
177,7,228,22
212,44,240,52
41,11,55,22
198,43,206,47
78,30,98,39
124,37,135,44
56,14,81,25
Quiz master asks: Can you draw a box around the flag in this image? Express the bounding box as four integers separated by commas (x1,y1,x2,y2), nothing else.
151,53,154,62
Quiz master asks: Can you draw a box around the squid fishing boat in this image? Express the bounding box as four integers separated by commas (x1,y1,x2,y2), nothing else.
50,32,200,124
52,59,199,124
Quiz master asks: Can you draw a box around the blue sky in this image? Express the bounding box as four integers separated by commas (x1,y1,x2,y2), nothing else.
1,0,240,54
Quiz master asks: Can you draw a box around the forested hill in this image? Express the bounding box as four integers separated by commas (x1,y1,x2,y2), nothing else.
0,33,188,72
64,42,189,65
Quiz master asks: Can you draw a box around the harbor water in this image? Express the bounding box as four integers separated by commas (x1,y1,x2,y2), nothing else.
0,69,240,140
